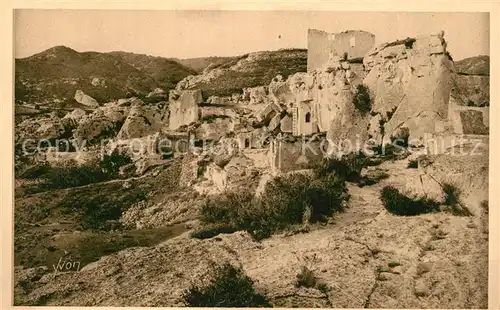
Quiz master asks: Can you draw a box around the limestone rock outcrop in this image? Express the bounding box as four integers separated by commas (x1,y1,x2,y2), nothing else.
363,34,454,142
15,115,67,142
116,101,167,140
168,89,202,130
74,90,99,108
73,103,131,144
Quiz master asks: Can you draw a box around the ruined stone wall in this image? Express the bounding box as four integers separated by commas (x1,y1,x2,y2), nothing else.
307,29,375,71
242,149,270,169
269,139,324,174
168,89,202,130
293,102,318,136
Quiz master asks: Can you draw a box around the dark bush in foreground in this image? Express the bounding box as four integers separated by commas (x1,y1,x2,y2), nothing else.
442,183,472,216
353,84,372,114
199,173,348,240
313,153,365,182
380,186,439,216
182,263,271,307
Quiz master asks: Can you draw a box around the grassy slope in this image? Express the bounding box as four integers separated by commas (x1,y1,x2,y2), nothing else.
15,46,195,106
454,55,490,76
174,56,238,73
109,51,197,89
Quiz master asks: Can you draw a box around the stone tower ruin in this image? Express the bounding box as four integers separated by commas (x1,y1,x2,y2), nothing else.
307,29,376,71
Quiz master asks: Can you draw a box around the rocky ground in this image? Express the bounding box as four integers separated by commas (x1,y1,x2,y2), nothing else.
14,141,489,308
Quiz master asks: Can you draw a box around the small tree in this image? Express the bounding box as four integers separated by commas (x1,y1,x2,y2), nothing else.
353,84,372,115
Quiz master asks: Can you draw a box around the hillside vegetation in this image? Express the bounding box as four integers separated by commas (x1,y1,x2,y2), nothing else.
454,55,489,76
15,46,195,107
183,49,308,97
174,56,238,73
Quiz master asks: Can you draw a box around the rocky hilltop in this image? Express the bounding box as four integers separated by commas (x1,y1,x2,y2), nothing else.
177,48,308,98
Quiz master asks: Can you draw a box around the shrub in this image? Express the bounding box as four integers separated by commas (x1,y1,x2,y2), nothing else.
190,223,237,239
359,170,390,187
199,173,348,240
404,38,416,49
57,183,147,230
99,153,133,179
295,266,317,288
371,142,409,160
442,183,460,206
353,84,371,114
380,186,439,216
442,183,472,216
182,263,271,307
200,190,255,224
259,173,347,228
41,164,109,190
313,153,365,182
38,154,133,190
480,200,488,212
18,163,51,179
407,159,419,169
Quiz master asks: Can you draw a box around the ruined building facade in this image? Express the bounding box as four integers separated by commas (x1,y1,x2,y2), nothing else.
307,29,375,71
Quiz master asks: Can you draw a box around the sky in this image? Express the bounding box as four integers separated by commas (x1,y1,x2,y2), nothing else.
14,10,489,61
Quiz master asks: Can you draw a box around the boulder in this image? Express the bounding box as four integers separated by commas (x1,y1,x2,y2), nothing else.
74,90,99,108
244,86,268,105
268,113,282,131
63,108,86,124
91,77,105,87
194,118,234,141
117,101,166,140
73,109,119,144
16,115,67,142
147,88,167,98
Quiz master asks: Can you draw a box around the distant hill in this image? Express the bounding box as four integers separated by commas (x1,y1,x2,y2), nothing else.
15,46,195,107
174,56,239,73
108,51,197,89
454,55,489,76
179,48,308,98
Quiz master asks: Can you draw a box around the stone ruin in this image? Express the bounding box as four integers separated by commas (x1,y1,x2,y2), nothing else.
151,28,490,176
307,29,376,71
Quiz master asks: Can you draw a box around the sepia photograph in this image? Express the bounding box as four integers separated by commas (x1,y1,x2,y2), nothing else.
11,8,493,308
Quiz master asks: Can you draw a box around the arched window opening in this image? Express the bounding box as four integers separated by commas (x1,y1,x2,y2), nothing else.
305,112,311,123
